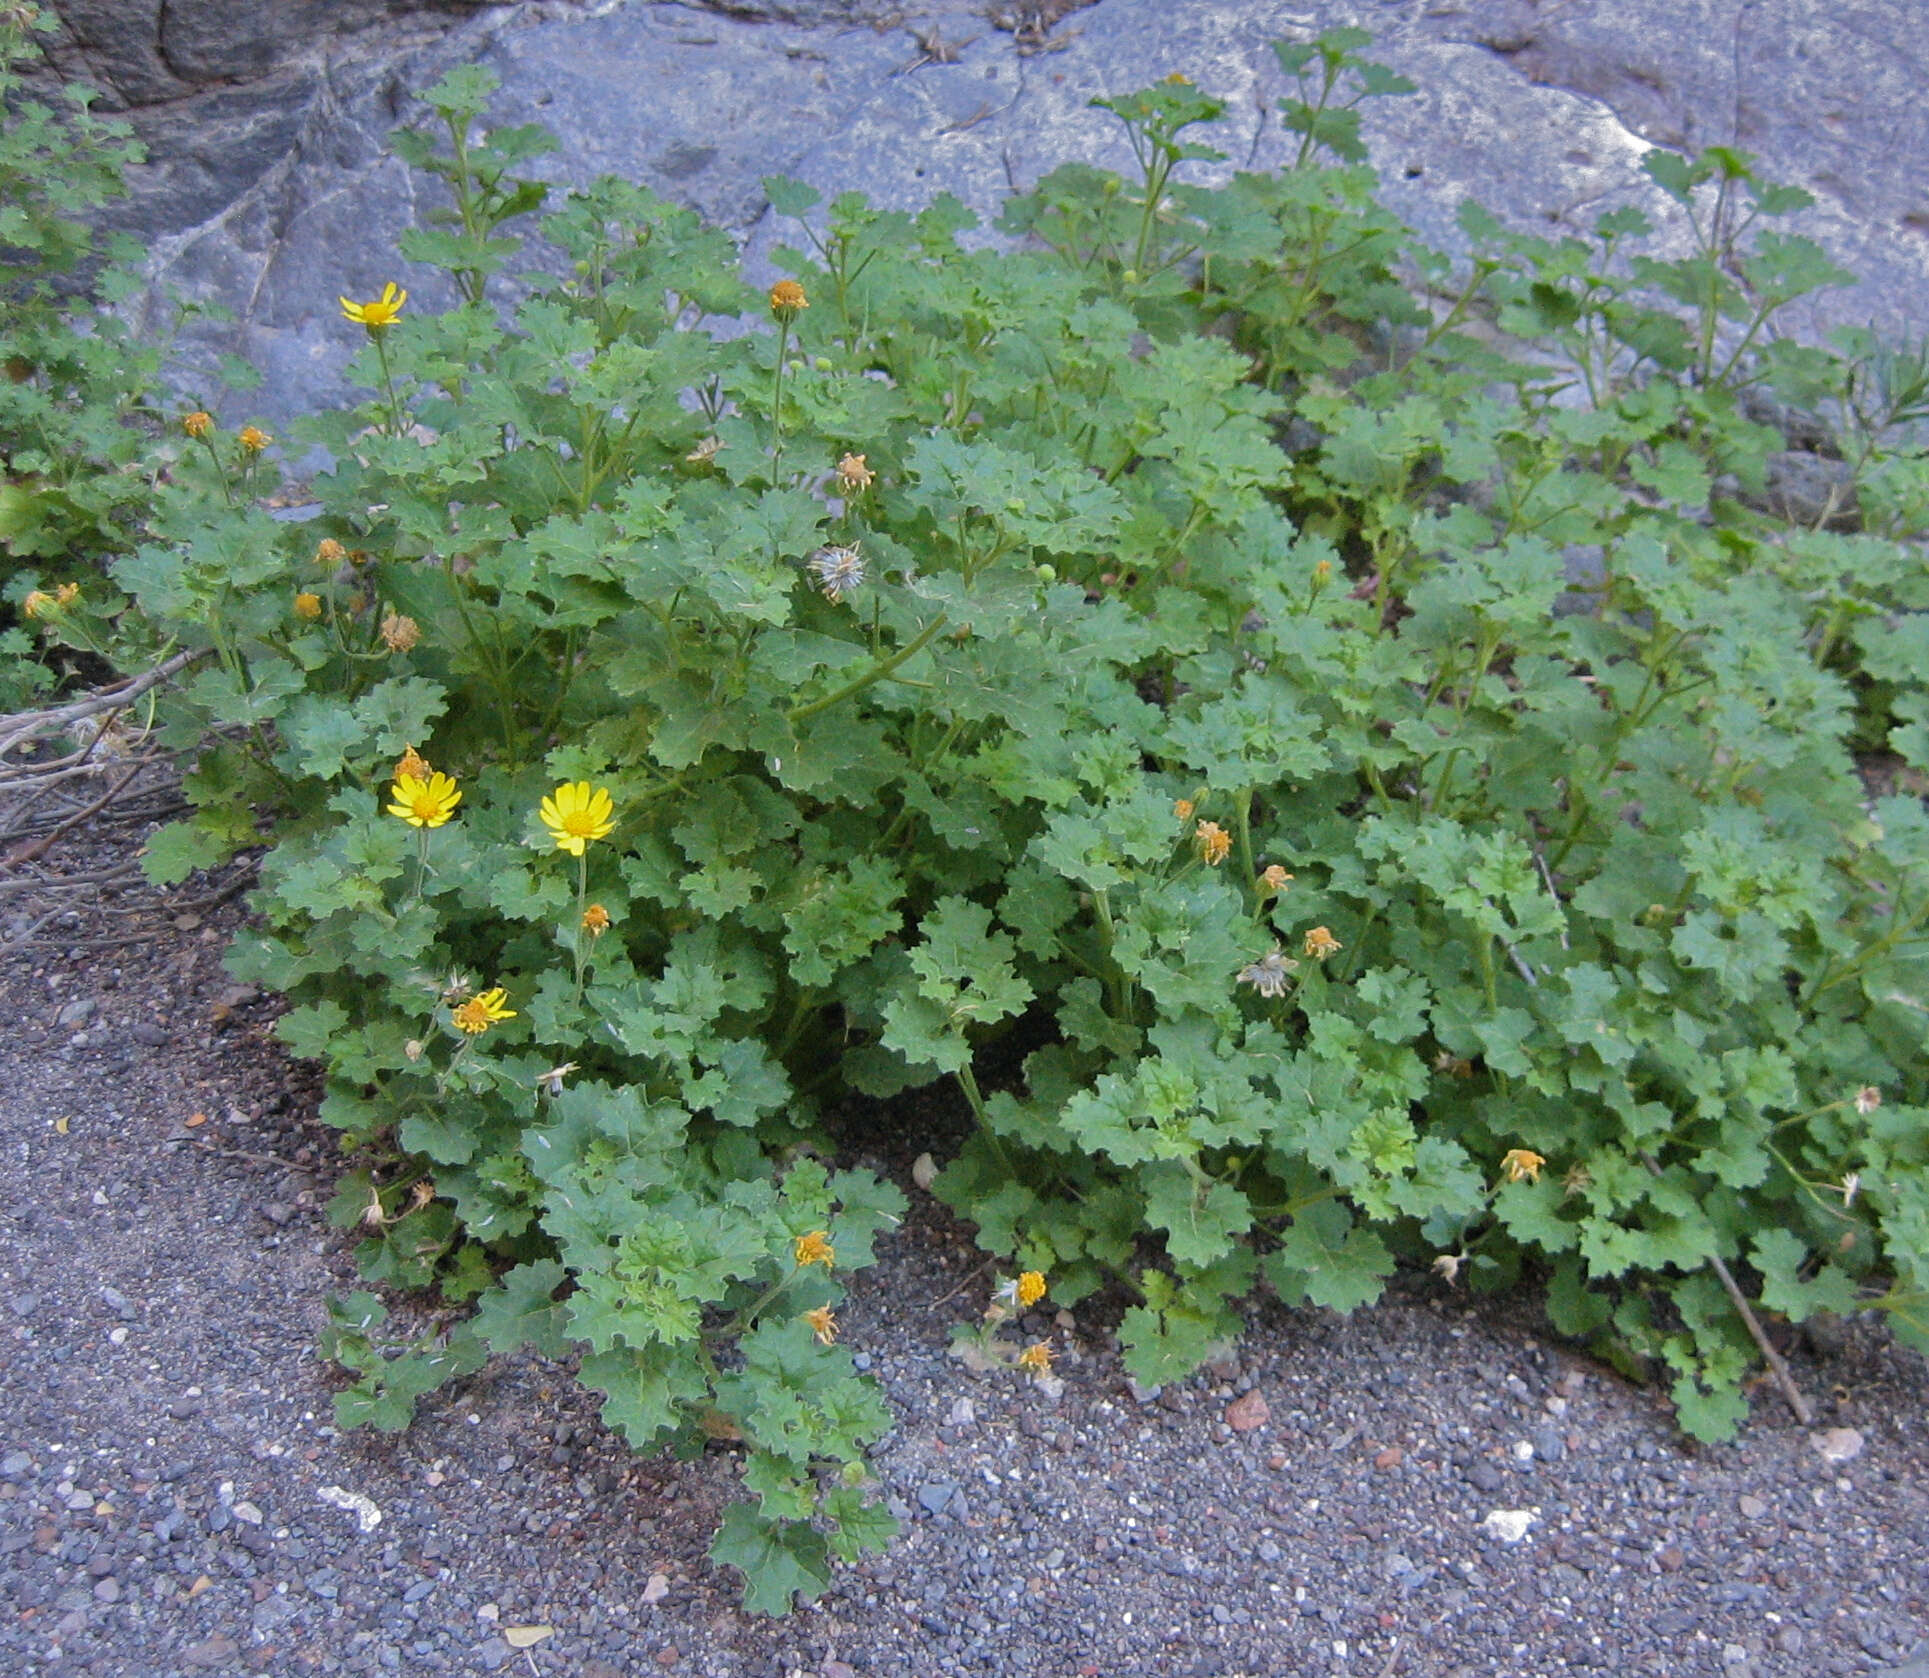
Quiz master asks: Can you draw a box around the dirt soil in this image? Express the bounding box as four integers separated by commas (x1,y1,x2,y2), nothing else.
2,813,1927,1678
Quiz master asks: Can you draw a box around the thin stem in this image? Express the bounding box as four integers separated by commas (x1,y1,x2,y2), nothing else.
787,611,948,724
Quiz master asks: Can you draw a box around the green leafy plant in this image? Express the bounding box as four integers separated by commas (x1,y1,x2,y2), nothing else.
96,32,1929,1610
0,2,168,702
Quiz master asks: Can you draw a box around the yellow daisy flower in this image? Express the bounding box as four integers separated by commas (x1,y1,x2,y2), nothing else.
1195,821,1231,865
340,282,408,332
793,1230,835,1270
538,781,616,856
387,770,462,829
451,986,515,1036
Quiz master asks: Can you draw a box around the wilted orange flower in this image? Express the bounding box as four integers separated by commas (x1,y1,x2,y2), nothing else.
182,410,213,438
769,278,808,316
340,282,407,332
293,592,324,621
1017,1342,1054,1376
1302,925,1342,960
1195,821,1231,865
451,986,515,1036
581,902,611,936
316,537,347,565
380,611,420,652
835,452,874,493
20,590,53,619
237,425,271,454
1500,1147,1545,1185
793,1230,835,1270
394,745,429,780
803,1305,838,1346
1174,798,1195,822
1258,864,1293,895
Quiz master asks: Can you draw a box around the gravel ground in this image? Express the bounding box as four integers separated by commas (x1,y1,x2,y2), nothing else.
2,821,1927,1678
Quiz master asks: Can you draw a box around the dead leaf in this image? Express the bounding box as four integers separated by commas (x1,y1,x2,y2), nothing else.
53,1117,69,1135
184,1111,207,1128
503,1625,554,1649
1224,1390,1270,1432
1812,1426,1864,1464
911,1152,939,1191
186,1574,213,1599
696,1409,742,1443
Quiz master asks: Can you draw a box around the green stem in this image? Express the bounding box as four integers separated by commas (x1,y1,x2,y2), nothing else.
771,319,793,460
373,333,406,439
787,611,948,723
955,1061,1015,1180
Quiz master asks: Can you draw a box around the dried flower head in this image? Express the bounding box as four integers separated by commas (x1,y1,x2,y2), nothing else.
1854,1086,1881,1116
408,1179,436,1212
581,902,612,936
237,425,271,454
1195,821,1231,865
768,278,809,316
404,1038,425,1063
1258,864,1293,895
182,410,213,439
1017,1341,1054,1376
1432,1252,1464,1286
808,544,866,601
1500,1147,1545,1185
685,434,723,466
539,781,617,856
340,282,407,332
536,1062,578,1097
387,770,462,829
451,986,515,1036
1236,948,1297,998
1432,1051,1475,1080
1839,1172,1862,1209
803,1305,838,1346
20,590,53,619
1173,798,1195,822
1302,925,1342,960
55,582,79,606
316,537,347,565
294,592,324,621
793,1229,835,1270
394,745,430,781
379,611,420,652
834,452,874,494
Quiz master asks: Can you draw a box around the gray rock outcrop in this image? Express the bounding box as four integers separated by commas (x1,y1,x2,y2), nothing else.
34,0,1929,428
